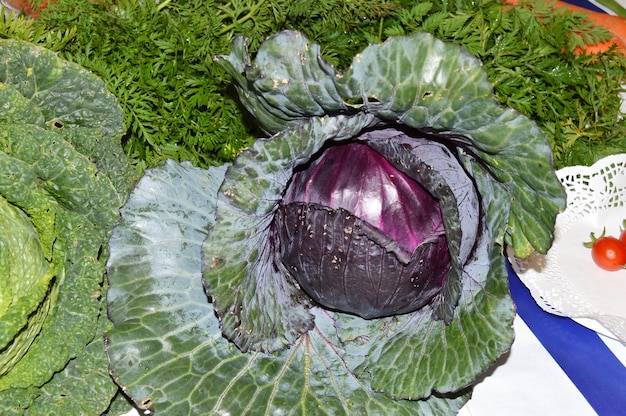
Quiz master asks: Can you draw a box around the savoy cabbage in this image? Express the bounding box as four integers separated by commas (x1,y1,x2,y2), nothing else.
0,39,136,415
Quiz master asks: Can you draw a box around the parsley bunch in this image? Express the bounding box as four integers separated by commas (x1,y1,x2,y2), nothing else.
2,0,624,169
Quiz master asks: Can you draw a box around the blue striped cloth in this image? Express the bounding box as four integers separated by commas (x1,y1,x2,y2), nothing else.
509,263,626,415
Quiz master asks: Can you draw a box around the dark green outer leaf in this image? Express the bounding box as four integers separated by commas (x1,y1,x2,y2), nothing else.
202,113,377,353
106,159,469,415
106,160,231,412
1,124,124,226
0,83,45,126
461,112,566,255
0,39,124,136
336,32,495,129
106,160,228,327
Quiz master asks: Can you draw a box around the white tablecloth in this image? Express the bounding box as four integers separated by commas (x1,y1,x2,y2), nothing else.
460,315,626,416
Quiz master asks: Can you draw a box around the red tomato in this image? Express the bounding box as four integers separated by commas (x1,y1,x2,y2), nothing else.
591,236,626,271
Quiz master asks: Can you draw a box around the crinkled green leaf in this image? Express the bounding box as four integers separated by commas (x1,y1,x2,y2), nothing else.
106,159,469,415
0,39,133,414
0,39,124,136
0,195,49,334
0,83,45,126
59,126,137,199
1,124,124,225
202,114,377,353
0,195,54,375
24,313,119,416
0,126,111,392
0,150,58,259
0,314,119,416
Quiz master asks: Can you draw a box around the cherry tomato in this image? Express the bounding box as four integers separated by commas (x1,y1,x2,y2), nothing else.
591,236,626,271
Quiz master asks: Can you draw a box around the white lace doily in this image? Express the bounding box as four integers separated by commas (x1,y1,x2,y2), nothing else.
511,153,626,345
